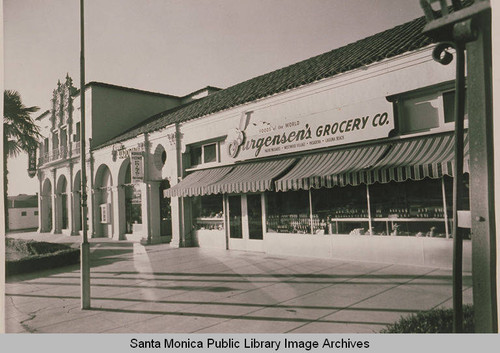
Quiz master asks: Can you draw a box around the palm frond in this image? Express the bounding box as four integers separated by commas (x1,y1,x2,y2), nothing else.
3,89,41,157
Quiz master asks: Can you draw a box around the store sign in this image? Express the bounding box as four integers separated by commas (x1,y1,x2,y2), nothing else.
27,147,37,178
113,142,145,161
130,151,144,183
226,98,394,161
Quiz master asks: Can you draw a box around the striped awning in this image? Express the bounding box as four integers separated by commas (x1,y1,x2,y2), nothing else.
369,132,469,183
275,132,469,191
163,166,232,198
207,159,295,194
275,144,388,191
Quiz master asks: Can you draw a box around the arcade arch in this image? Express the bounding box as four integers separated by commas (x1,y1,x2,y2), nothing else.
56,175,69,232
94,164,113,237
41,178,53,232
118,158,143,235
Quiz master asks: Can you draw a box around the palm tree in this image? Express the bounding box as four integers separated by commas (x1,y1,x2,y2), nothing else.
3,90,41,231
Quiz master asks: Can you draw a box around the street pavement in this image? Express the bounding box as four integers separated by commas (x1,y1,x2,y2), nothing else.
4,231,473,333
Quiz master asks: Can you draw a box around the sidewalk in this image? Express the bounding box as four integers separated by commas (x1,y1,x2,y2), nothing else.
4,232,473,333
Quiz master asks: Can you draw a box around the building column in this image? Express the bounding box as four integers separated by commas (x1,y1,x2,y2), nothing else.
91,188,99,237
169,196,182,248
112,185,126,240
68,164,77,235
37,193,44,233
51,193,62,234
63,190,72,235
107,186,114,238
139,182,149,240
37,177,43,233
147,181,161,244
71,190,81,235
50,169,57,233
88,154,95,237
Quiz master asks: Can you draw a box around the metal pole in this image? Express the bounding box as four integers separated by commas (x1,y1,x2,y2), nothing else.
308,189,313,234
466,10,498,333
452,42,466,333
441,177,450,239
366,184,373,235
80,0,91,309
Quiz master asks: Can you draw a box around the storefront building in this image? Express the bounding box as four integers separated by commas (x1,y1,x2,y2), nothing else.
36,76,217,241
162,50,471,269
38,16,471,269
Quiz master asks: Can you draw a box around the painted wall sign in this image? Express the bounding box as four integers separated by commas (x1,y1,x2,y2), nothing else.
130,151,144,183
225,98,394,161
113,142,145,160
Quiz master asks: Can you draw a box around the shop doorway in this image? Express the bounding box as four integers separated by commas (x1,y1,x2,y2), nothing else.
227,194,264,252
56,175,69,232
159,180,172,236
41,178,52,232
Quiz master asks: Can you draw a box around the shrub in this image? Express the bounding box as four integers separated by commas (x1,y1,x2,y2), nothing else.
380,305,474,333
5,238,80,276
6,238,71,255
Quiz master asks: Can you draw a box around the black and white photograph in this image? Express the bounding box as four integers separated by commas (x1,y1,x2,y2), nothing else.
1,0,499,348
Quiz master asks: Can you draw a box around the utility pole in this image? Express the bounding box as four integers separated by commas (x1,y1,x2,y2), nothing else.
80,0,91,309
420,0,497,333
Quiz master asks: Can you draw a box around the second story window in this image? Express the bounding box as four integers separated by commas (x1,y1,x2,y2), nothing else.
395,83,468,135
190,142,219,167
53,132,59,149
399,91,441,133
74,122,81,142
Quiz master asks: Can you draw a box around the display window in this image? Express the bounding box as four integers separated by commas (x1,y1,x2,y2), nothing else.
369,178,449,237
266,190,311,234
311,185,369,235
192,194,223,230
264,176,469,238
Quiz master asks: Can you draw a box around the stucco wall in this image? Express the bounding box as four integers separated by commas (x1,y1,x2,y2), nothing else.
89,85,180,148
193,230,226,249
9,208,39,230
264,233,471,270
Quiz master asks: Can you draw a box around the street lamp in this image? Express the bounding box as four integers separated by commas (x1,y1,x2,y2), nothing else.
419,0,496,333
80,0,91,309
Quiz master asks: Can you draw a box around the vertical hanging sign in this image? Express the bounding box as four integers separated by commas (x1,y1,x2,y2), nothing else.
27,147,37,178
130,151,144,183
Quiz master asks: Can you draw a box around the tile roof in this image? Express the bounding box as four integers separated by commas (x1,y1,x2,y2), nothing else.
8,194,38,208
97,15,434,149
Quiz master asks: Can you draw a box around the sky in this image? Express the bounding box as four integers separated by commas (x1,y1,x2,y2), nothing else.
3,0,425,196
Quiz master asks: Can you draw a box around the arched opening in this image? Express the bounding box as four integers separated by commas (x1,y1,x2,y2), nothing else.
94,164,113,237
73,171,82,233
118,160,142,234
160,179,172,236
41,179,52,232
56,175,69,231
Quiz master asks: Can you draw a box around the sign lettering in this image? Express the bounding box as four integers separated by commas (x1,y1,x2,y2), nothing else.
130,151,144,183
225,98,394,161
